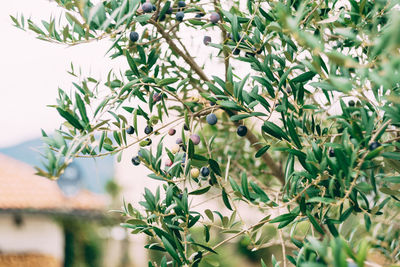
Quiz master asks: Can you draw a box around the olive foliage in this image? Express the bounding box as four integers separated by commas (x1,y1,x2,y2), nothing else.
12,0,400,266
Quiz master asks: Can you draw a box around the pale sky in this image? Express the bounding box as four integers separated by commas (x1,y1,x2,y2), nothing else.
0,0,249,150
0,0,123,148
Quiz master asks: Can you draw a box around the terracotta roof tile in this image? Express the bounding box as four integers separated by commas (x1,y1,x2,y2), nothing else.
0,154,106,211
0,253,61,267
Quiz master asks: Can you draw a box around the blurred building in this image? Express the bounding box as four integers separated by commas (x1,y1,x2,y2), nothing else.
0,153,106,267
0,138,154,267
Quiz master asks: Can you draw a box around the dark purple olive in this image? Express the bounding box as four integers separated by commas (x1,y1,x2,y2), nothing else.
203,36,211,45
165,158,173,167
178,1,186,8
200,166,210,177
129,31,139,42
206,114,217,125
145,138,152,146
176,11,184,22
126,126,135,134
369,141,381,151
153,92,162,102
190,134,201,145
245,51,255,58
233,48,240,55
210,12,220,24
144,125,153,135
142,2,153,13
131,156,140,166
168,128,176,136
237,125,247,137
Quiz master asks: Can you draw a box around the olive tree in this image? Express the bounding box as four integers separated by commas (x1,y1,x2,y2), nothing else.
12,0,400,266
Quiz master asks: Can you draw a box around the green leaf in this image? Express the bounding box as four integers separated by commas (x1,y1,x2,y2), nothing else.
286,117,302,149
255,145,270,158
261,259,267,267
253,76,275,97
135,14,152,23
157,78,179,86
339,207,353,222
306,211,324,234
250,181,270,202
217,100,245,111
270,213,297,223
188,139,195,159
237,74,249,101
193,154,208,162
207,82,225,96
231,14,239,41
113,131,121,146
364,214,371,231
307,197,335,204
380,187,400,196
189,186,211,195
204,225,210,242
382,176,400,183
125,219,147,226
188,215,201,228
205,209,214,221
230,112,266,122
326,219,338,237
158,1,171,20
382,152,400,161
190,242,217,254
161,237,181,264
329,76,352,93
291,71,316,83
125,51,140,76
262,121,290,141
208,159,221,176
230,114,252,121
75,92,89,126
279,68,291,89
229,177,241,193
133,109,138,136
309,82,337,91
222,189,233,210
98,131,105,152
56,108,84,130
188,19,206,26
250,93,270,111
241,172,250,200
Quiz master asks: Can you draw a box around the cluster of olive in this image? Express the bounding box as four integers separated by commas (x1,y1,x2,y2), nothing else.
129,1,221,43
129,106,248,183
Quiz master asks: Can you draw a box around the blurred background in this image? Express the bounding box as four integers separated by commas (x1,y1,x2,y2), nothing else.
0,1,298,267
0,1,149,266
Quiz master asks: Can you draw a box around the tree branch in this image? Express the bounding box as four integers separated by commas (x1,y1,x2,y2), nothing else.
150,20,210,82
241,126,285,184
151,19,285,185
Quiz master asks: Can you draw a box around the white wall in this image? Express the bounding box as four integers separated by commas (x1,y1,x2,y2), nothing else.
0,214,64,261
